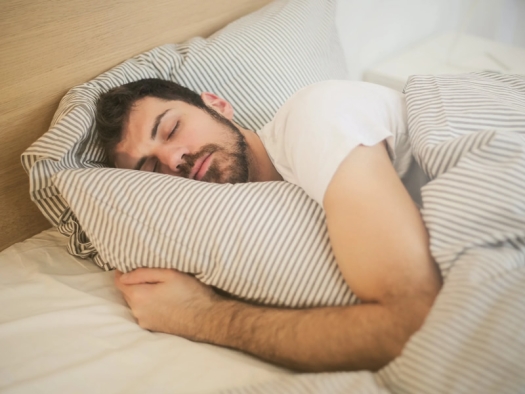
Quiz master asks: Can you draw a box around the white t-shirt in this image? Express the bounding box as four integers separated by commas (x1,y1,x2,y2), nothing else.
258,80,413,206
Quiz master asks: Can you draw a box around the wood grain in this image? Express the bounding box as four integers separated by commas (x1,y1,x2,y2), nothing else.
0,0,272,251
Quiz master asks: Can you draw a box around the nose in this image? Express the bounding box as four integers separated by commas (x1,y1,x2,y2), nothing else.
155,145,190,175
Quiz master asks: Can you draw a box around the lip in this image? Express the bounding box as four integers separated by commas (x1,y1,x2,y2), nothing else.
191,153,213,181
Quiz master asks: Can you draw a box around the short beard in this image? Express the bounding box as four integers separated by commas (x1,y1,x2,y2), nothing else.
176,107,250,184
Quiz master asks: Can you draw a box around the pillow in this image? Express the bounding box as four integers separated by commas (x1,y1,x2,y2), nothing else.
54,168,357,308
23,0,352,307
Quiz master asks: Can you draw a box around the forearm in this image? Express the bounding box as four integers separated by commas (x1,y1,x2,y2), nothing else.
193,294,434,372
116,262,438,371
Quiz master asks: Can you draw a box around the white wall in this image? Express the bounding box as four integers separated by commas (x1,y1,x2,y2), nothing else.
336,0,525,80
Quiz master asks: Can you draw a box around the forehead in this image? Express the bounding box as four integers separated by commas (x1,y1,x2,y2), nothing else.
128,96,176,124
124,96,191,138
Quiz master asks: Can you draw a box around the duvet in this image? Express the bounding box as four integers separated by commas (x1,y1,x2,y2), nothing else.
229,72,525,394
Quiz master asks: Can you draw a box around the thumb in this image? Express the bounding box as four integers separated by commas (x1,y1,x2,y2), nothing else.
120,268,173,285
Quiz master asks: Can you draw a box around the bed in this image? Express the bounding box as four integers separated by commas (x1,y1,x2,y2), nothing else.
1,0,525,393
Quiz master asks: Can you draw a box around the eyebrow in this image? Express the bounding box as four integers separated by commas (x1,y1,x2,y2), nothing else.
133,109,170,171
151,109,170,140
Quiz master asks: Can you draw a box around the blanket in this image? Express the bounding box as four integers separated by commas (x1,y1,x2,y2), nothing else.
227,72,525,394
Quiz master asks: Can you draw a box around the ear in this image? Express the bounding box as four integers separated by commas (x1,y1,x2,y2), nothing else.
200,92,234,120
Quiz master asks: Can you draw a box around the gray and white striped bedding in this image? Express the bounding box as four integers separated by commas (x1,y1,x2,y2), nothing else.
23,0,356,308
54,170,357,308
225,72,525,393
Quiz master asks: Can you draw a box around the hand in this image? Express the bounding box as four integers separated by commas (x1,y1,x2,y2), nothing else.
114,268,221,340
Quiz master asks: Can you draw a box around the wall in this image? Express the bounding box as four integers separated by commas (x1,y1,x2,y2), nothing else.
336,0,525,80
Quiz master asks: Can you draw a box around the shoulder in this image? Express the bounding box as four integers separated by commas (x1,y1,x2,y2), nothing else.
271,80,406,134
261,80,404,133
257,80,407,206
283,80,404,111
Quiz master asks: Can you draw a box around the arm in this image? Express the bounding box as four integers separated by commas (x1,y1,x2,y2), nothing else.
115,142,442,372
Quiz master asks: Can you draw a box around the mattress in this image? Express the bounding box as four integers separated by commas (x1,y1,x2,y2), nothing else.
0,229,291,393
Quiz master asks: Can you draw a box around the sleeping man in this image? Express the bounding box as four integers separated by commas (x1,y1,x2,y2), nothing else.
96,78,442,372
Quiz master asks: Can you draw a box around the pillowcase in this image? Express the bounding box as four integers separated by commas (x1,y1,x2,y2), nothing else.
54,168,357,308
23,0,352,307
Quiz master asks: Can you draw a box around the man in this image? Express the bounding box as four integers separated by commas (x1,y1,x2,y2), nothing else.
96,79,442,372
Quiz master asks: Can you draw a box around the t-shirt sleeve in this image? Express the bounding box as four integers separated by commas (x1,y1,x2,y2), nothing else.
274,81,403,206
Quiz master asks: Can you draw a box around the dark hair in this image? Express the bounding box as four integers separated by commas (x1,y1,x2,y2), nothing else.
95,79,206,165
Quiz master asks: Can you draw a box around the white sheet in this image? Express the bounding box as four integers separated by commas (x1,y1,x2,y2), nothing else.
0,229,291,393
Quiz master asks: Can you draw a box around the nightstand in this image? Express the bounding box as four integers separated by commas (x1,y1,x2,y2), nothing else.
363,32,525,91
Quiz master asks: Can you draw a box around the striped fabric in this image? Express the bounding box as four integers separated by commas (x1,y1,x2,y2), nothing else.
224,73,525,393
21,0,347,270
54,170,357,308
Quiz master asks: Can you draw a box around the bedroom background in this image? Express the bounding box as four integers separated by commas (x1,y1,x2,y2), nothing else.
1,0,525,393
336,0,525,81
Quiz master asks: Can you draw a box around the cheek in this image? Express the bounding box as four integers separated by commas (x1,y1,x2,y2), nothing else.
198,121,230,143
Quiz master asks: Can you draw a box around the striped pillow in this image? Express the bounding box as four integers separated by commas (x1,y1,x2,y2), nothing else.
23,0,352,307
54,169,357,308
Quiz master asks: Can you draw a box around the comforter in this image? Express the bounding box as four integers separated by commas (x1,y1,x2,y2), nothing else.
229,72,525,394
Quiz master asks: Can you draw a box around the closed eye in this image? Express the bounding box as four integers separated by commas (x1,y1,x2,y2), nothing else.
167,121,179,140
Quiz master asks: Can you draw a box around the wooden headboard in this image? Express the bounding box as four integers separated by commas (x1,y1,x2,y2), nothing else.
0,0,272,251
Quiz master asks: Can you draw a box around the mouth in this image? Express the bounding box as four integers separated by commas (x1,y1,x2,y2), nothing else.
190,153,213,181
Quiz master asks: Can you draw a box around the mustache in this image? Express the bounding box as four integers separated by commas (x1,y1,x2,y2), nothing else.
177,144,219,178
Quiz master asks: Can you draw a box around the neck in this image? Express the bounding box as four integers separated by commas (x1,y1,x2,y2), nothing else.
239,127,283,182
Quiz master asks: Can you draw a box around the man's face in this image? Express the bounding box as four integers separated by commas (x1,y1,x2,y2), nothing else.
114,96,249,184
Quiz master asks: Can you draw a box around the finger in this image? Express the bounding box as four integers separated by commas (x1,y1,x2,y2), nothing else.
120,268,174,285
118,282,142,305
114,270,126,291
114,269,123,282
